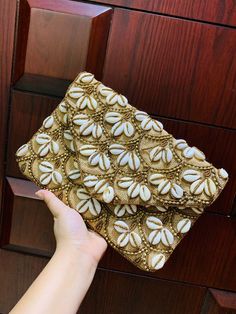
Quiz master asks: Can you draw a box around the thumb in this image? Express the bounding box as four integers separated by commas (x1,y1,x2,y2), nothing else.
35,189,68,218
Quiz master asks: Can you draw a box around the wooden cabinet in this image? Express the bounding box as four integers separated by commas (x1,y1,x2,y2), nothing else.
0,0,236,313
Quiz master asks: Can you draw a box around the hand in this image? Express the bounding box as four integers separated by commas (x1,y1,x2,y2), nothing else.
35,189,107,266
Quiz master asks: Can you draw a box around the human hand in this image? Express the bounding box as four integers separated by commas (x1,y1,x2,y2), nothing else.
35,189,107,266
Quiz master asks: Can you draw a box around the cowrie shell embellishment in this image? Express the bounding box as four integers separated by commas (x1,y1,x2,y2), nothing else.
35,134,59,157
38,161,62,186
146,216,174,247
76,188,101,217
16,144,29,157
114,221,142,248
151,253,166,270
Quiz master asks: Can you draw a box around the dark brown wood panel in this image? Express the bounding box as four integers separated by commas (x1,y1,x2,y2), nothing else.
103,9,236,128
0,248,206,314
7,90,61,178
0,249,48,314
13,0,112,82
202,289,236,314
0,0,17,206
80,269,206,314
89,0,236,27
1,177,55,255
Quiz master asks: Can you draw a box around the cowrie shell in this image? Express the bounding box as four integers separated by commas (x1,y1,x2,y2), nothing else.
76,72,94,84
192,147,205,160
141,118,153,130
76,199,90,213
88,152,100,166
190,179,205,195
182,169,201,182
70,141,75,152
39,161,54,173
40,173,51,185
175,139,188,150
49,141,59,154
117,151,130,166
177,219,191,233
43,115,54,129
162,148,173,163
104,112,122,124
36,133,51,145
161,228,174,246
128,182,140,198
59,101,67,113
63,114,68,125
157,180,171,194
68,86,84,98
124,122,134,137
146,216,163,230
152,120,163,132
106,93,128,106
204,178,217,197
80,121,94,135
129,232,142,247
109,144,126,155
171,183,184,199
191,207,204,214
92,124,102,138
76,189,90,200
38,144,50,157
117,94,128,106
183,147,195,158
16,144,28,157
83,175,98,187
114,220,130,233
117,233,130,247
76,96,97,111
68,169,81,180
218,168,228,179
149,173,166,185
63,130,73,141
139,185,151,202
98,153,110,171
118,177,134,188
94,179,109,194
87,96,97,111
128,152,140,171
111,121,124,136
88,198,101,216
98,84,113,96
80,145,96,156
114,205,137,217
151,254,165,270
134,110,148,121
51,171,62,185
72,114,88,125
148,230,161,245
103,186,115,203
150,147,162,161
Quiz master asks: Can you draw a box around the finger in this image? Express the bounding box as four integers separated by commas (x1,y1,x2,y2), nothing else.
35,189,68,218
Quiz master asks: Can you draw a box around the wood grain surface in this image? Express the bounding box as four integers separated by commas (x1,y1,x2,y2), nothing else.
89,0,236,27
103,9,236,128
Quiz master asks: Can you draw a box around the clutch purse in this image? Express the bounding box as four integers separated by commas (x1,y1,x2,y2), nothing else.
15,71,229,272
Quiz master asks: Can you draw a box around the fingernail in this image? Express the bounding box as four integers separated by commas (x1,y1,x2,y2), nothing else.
35,190,44,200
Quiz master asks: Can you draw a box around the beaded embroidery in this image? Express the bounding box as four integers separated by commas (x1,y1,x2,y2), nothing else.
15,71,229,272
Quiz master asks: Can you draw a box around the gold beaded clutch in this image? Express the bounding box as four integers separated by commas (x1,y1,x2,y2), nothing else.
15,71,229,272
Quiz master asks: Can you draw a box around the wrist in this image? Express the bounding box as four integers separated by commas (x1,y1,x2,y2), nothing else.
55,242,99,269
